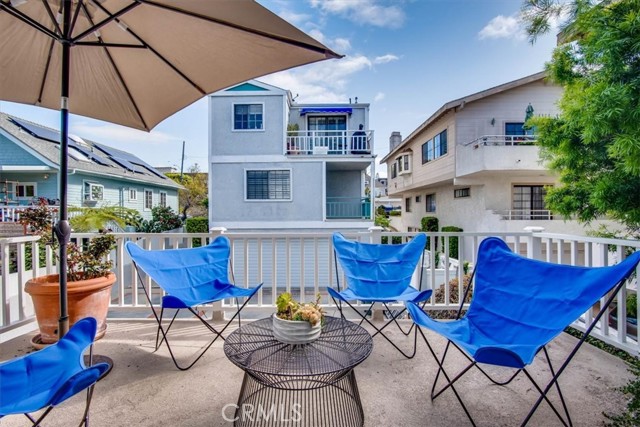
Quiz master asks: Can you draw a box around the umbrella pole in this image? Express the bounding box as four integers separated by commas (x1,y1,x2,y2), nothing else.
55,0,72,339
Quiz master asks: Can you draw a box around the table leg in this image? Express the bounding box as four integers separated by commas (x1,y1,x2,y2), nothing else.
233,370,364,426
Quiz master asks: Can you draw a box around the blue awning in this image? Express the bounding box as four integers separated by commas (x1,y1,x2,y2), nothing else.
299,107,352,116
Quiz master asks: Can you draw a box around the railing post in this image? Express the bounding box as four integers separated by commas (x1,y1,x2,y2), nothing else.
209,227,227,321
367,226,385,321
368,226,383,244
525,227,544,261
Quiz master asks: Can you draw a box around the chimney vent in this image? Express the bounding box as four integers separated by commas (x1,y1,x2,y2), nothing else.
389,131,402,150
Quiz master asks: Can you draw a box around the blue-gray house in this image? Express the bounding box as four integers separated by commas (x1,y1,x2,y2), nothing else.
0,113,181,220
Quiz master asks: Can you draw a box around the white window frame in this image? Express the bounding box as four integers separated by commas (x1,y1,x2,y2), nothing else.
129,188,137,201
454,188,470,199
244,168,292,202
232,102,265,132
83,181,104,202
144,189,153,210
397,153,412,175
159,191,167,208
15,182,37,199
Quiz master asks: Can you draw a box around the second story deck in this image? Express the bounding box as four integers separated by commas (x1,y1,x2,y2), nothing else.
286,129,374,156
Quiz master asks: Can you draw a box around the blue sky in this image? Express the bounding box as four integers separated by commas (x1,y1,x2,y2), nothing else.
0,0,559,176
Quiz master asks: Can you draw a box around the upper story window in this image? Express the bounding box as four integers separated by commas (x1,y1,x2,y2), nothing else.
505,122,525,136
422,129,448,164
159,192,167,208
83,182,104,202
405,197,412,213
390,162,397,179
246,170,291,201
129,189,137,201
396,153,412,175
234,104,263,130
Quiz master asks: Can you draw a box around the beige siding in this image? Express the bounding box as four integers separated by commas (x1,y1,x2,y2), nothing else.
455,80,562,146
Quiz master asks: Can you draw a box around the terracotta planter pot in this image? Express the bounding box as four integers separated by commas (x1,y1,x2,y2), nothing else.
25,272,116,344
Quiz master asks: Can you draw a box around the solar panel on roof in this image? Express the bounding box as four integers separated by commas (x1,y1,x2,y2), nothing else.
95,142,166,179
68,141,111,166
9,117,62,143
10,116,113,167
110,157,140,173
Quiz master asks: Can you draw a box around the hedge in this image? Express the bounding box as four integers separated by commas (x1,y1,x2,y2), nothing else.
441,226,463,260
185,216,208,247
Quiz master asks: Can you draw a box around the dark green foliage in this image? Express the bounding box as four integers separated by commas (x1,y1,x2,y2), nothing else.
375,214,390,229
185,216,209,247
381,235,402,244
524,0,640,235
604,357,640,426
421,216,439,249
185,216,208,233
138,206,183,233
66,233,116,281
388,210,401,216
441,226,463,260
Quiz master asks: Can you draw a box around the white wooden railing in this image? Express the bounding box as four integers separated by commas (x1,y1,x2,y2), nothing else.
1,230,639,355
493,209,554,220
286,130,373,155
465,134,537,147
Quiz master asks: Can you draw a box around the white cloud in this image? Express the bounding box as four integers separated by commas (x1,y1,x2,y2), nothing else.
308,29,351,53
373,92,385,102
262,54,373,103
278,10,311,26
309,0,405,29
478,15,526,41
373,54,399,64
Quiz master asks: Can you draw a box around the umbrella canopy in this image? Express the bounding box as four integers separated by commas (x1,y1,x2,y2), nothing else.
0,0,340,338
0,0,340,131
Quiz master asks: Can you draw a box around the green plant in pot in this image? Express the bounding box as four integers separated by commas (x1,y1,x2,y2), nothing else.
20,200,117,345
273,292,325,344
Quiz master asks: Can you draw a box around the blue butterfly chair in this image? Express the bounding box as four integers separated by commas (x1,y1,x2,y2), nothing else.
407,237,640,426
329,232,432,359
125,236,262,370
0,317,111,426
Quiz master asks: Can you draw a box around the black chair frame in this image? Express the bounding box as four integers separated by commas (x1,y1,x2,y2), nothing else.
417,266,629,426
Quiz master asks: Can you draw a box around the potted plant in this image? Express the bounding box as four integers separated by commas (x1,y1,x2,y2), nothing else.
20,200,117,345
272,292,325,344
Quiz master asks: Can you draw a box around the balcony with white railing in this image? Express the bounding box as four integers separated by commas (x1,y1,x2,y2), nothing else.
2,229,638,353
286,129,373,156
456,134,545,178
493,209,555,220
1,229,638,426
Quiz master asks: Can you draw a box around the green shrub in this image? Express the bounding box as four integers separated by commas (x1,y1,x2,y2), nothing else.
389,210,401,216
421,216,439,249
381,235,402,244
138,206,182,233
441,226,463,260
185,216,209,247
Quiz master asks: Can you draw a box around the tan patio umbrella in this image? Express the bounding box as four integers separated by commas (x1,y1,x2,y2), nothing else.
0,0,340,338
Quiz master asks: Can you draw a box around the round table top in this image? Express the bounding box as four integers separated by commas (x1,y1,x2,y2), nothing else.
224,316,373,387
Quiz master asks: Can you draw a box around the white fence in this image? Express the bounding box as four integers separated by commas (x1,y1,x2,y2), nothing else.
1,230,639,355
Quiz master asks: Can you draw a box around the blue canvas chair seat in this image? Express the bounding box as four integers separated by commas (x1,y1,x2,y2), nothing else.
329,232,431,359
407,237,640,426
0,317,110,426
125,236,262,371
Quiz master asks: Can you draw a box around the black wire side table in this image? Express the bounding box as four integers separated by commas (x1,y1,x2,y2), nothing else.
224,316,373,427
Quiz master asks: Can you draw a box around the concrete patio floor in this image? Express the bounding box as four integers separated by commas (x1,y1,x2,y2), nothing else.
0,317,633,427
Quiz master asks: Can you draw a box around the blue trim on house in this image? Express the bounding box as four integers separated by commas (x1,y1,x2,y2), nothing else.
299,108,353,115
226,83,269,91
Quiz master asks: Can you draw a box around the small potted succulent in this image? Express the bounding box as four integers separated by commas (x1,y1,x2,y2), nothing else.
273,292,325,344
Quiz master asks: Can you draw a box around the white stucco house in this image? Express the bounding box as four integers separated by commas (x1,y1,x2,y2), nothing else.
208,80,375,231
381,72,617,236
